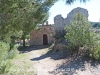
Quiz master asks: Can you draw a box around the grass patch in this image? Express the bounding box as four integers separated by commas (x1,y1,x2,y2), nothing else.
8,50,36,75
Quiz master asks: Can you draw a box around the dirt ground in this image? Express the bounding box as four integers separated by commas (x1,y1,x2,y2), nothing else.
16,46,100,75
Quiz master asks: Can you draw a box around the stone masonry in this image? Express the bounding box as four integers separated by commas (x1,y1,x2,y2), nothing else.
30,22,55,45
30,7,89,46
54,7,88,31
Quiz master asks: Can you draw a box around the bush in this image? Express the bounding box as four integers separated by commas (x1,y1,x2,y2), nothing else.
0,41,9,61
88,45,100,60
0,60,12,74
7,46,19,59
64,12,100,60
0,41,11,74
65,12,91,51
0,41,18,74
89,34,100,60
54,30,66,40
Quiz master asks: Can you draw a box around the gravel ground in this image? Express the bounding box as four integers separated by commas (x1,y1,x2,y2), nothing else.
19,46,100,75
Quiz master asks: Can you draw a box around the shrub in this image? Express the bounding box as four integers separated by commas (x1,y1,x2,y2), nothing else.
89,34,100,60
65,12,92,51
0,41,11,74
65,12,100,60
7,46,19,59
0,60,12,74
54,30,66,40
0,41,18,74
88,45,100,60
0,41,9,61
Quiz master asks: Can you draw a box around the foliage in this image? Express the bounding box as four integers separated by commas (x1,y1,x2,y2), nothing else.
49,43,55,51
65,12,100,60
0,60,12,74
0,0,93,74
88,33,100,60
90,22,100,27
89,45,100,60
0,0,57,47
0,41,12,74
0,41,19,74
26,35,30,39
65,0,89,4
54,30,66,40
7,46,19,59
0,41,9,61
65,12,91,50
17,0,57,46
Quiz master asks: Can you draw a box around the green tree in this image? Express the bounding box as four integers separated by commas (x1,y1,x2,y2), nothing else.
20,0,56,47
65,12,92,51
0,0,57,47
65,0,89,4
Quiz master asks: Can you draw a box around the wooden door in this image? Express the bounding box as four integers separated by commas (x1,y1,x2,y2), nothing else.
43,34,48,45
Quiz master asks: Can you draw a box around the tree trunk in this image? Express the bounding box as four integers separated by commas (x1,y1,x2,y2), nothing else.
9,36,15,51
22,32,26,47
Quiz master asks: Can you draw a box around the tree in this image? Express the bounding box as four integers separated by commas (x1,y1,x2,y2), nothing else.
19,0,57,47
65,0,90,4
65,12,91,51
0,0,57,47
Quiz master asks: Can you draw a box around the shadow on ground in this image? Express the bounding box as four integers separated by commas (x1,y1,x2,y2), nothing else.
49,55,100,75
30,50,71,61
18,45,50,53
30,48,100,75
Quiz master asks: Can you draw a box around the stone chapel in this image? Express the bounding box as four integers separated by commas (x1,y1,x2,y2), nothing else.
30,7,89,46
30,22,55,45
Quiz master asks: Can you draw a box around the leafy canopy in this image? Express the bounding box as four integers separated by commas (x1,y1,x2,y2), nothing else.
0,0,57,41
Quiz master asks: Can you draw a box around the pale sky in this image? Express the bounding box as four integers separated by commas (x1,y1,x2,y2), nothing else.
48,0,100,24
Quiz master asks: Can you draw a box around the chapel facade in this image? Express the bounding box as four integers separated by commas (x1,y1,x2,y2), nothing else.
30,22,55,45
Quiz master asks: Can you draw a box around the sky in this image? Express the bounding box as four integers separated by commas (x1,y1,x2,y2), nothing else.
48,0,100,24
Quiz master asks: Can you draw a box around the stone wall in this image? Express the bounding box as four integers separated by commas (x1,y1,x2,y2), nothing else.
54,7,89,31
30,25,55,45
54,14,64,31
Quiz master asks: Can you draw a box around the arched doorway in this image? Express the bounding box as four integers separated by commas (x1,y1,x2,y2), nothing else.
43,34,48,45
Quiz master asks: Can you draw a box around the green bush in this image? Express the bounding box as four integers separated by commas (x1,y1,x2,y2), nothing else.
0,60,12,74
65,12,92,51
64,12,100,60
0,41,18,74
0,41,9,61
54,30,65,40
0,41,11,74
88,32,100,60
88,34,100,60
7,46,19,59
89,45,100,60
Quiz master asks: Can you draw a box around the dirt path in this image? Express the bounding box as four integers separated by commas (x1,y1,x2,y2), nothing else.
15,46,100,75
25,46,65,75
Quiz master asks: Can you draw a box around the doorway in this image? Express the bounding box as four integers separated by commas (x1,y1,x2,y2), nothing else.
43,34,48,45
